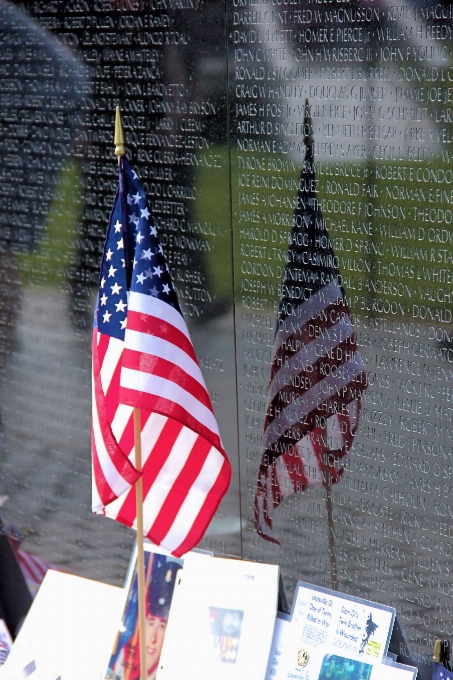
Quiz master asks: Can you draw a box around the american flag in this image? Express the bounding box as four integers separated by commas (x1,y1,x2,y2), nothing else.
255,102,367,543
6,526,55,598
433,663,453,680
92,156,231,557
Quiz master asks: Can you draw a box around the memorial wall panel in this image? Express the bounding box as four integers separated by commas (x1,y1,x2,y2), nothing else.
229,1,453,676
0,0,239,580
0,0,453,675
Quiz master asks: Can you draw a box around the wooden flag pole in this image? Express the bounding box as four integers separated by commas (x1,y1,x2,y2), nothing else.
134,408,148,680
321,421,338,591
115,107,147,680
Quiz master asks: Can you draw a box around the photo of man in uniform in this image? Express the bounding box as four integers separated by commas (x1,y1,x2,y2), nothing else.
106,550,182,680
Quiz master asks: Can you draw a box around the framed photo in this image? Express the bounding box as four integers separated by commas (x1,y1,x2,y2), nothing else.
105,543,183,680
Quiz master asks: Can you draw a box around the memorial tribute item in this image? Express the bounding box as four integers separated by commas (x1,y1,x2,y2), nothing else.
1,571,125,680
105,544,182,680
91,111,231,556
255,103,367,546
265,581,395,680
158,551,279,680
5,1,453,679
372,662,417,680
92,110,231,680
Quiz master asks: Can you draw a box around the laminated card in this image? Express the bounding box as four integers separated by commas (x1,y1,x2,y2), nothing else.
157,552,279,680
1,571,125,680
265,582,395,680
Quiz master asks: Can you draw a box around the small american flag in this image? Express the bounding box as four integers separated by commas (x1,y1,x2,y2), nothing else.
433,663,453,680
6,527,55,598
255,102,367,543
92,156,231,557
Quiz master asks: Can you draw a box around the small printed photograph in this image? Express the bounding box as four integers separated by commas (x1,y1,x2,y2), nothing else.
105,549,182,680
318,654,373,680
209,607,244,664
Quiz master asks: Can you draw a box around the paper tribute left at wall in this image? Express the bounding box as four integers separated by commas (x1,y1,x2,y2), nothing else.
157,552,280,680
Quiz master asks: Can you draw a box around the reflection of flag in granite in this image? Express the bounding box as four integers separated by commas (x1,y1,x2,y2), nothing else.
255,101,367,543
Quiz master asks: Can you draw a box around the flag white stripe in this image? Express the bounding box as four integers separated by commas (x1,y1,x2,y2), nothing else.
99,336,123,394
268,317,354,398
142,427,199,535
121,368,220,435
275,281,342,345
264,354,363,448
111,403,134,443
92,382,132,498
103,413,170,520
275,456,290,497
137,412,168,467
161,446,224,552
124,330,205,386
128,291,191,341
92,462,104,512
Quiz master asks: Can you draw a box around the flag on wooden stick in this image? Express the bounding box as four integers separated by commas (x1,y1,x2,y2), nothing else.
92,154,231,557
255,101,367,543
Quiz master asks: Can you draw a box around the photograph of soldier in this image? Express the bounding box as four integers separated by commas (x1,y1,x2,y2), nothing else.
106,550,182,680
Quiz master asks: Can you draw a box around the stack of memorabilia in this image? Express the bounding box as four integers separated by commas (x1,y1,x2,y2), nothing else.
1,546,419,680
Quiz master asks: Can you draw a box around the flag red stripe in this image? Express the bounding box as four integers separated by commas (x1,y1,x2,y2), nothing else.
171,460,231,557
120,388,223,454
150,436,212,544
140,418,184,498
92,334,140,492
114,418,183,527
92,431,116,507
117,410,135,459
18,550,47,583
122,351,213,412
96,332,110,368
104,359,123,423
126,310,198,364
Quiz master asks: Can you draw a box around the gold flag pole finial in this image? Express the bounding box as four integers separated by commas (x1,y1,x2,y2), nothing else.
114,106,126,157
433,639,442,662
